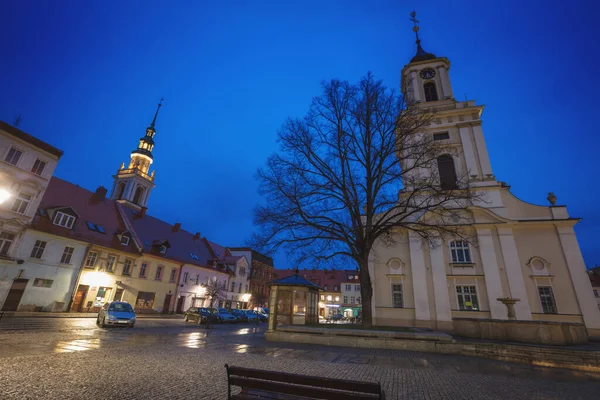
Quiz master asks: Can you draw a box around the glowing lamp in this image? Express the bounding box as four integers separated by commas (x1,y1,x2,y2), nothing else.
0,188,11,205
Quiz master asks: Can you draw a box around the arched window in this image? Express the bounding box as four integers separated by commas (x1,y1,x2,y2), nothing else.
437,155,457,190
133,187,144,204
424,82,438,102
116,183,126,199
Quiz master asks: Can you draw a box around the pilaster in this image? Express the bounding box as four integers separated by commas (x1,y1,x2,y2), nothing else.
497,227,532,320
476,228,507,319
429,238,452,323
409,232,431,322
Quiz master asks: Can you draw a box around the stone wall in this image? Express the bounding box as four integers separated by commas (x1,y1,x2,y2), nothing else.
452,318,588,345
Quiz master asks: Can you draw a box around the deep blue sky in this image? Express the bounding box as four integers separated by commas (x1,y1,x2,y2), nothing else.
1,1,598,269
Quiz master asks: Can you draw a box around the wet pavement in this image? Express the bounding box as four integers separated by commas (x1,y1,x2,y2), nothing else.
0,318,599,399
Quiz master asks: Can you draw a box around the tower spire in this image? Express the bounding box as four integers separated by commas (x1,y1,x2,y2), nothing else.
150,98,164,130
409,11,437,63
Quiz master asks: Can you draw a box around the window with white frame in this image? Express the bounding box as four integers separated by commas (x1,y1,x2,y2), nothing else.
183,272,189,283
31,159,47,176
120,235,130,246
33,278,53,288
11,192,31,214
456,285,479,310
392,284,404,308
4,147,22,165
30,240,47,259
106,255,117,272
239,267,246,276
170,268,177,282
350,296,355,304
345,284,351,291
0,232,15,255
140,263,148,278
357,297,361,304
538,286,557,314
60,246,75,264
354,284,360,291
450,240,471,263
122,259,132,275
85,251,98,268
155,266,163,281
53,211,75,229
343,296,348,303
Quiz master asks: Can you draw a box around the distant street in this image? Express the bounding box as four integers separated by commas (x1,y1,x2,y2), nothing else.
0,317,599,399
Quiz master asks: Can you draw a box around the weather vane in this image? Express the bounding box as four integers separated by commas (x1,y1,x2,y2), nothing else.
410,11,420,43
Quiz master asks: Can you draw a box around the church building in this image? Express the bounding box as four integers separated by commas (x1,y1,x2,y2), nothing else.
369,16,600,337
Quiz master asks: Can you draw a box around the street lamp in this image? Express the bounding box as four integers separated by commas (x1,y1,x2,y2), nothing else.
0,188,11,204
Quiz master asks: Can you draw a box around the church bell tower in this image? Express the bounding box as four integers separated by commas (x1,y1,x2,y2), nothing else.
110,99,162,210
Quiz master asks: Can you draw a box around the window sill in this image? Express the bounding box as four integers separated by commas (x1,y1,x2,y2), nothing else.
450,263,475,267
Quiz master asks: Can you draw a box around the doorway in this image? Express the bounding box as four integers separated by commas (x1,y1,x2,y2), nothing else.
71,285,89,312
162,294,172,314
1,279,28,311
176,296,185,313
113,288,124,302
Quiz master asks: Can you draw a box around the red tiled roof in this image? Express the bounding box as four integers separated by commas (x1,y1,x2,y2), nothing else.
32,177,137,254
119,205,225,270
208,241,231,258
275,269,347,291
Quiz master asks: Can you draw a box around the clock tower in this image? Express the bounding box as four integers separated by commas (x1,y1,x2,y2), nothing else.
401,12,497,188
109,100,163,210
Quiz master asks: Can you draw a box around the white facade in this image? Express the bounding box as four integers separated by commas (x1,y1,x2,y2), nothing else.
224,256,251,308
176,264,229,311
0,230,86,311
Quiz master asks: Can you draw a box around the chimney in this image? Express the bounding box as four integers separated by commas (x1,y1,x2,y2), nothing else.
172,222,181,232
94,186,107,201
193,232,201,240
139,207,147,217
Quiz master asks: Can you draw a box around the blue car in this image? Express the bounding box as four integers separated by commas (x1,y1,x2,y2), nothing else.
216,308,238,323
97,301,136,328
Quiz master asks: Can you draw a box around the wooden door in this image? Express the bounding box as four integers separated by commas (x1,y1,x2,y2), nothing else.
162,294,172,314
1,279,28,311
176,296,185,313
71,285,89,312
113,289,124,302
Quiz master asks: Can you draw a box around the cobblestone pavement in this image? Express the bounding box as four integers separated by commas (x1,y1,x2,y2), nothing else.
0,320,599,399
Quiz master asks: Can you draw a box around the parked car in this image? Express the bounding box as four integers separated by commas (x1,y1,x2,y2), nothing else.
216,308,238,323
230,309,249,322
184,307,218,324
97,301,136,328
327,313,344,322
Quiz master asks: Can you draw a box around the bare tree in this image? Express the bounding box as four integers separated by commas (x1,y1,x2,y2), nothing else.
252,73,478,327
202,277,226,308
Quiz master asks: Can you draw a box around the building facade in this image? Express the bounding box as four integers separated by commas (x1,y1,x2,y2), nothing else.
588,267,600,311
230,248,275,308
0,121,63,311
368,29,600,336
340,273,362,319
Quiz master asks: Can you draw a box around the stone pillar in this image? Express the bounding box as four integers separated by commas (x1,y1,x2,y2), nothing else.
458,124,479,178
471,123,493,178
410,71,421,103
429,238,452,325
436,65,453,99
409,232,431,323
557,226,600,330
497,228,532,320
476,228,508,319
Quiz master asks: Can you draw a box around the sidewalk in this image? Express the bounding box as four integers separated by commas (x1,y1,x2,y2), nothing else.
0,311,183,319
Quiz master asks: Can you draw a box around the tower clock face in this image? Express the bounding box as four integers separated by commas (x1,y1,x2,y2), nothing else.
419,68,436,80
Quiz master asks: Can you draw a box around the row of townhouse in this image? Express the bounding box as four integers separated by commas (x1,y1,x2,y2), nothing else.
0,108,261,313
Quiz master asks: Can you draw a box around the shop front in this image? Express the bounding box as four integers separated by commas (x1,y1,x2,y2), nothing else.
342,307,361,319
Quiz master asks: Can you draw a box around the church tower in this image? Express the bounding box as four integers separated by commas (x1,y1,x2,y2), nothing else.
110,100,162,210
401,12,498,191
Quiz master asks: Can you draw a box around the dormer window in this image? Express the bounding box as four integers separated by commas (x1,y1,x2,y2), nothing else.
53,211,75,229
424,81,438,102
120,235,130,246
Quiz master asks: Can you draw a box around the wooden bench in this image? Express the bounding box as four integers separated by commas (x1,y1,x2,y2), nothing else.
225,364,385,399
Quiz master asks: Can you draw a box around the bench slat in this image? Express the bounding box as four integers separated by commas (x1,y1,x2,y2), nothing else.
229,376,380,400
227,365,381,394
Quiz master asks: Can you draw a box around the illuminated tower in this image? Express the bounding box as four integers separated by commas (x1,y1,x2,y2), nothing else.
110,99,162,209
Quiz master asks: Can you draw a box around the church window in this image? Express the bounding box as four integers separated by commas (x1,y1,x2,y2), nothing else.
52,211,75,229
133,187,144,204
423,82,438,102
538,286,557,314
450,240,471,263
392,284,404,308
437,155,458,190
456,285,479,310
433,132,450,141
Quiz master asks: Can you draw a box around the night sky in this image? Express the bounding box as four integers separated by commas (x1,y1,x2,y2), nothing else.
1,1,598,269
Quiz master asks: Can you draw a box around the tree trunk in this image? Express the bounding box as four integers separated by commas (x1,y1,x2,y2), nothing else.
358,257,374,328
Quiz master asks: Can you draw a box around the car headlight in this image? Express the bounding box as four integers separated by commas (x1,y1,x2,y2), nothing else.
129,316,136,321
107,315,117,321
